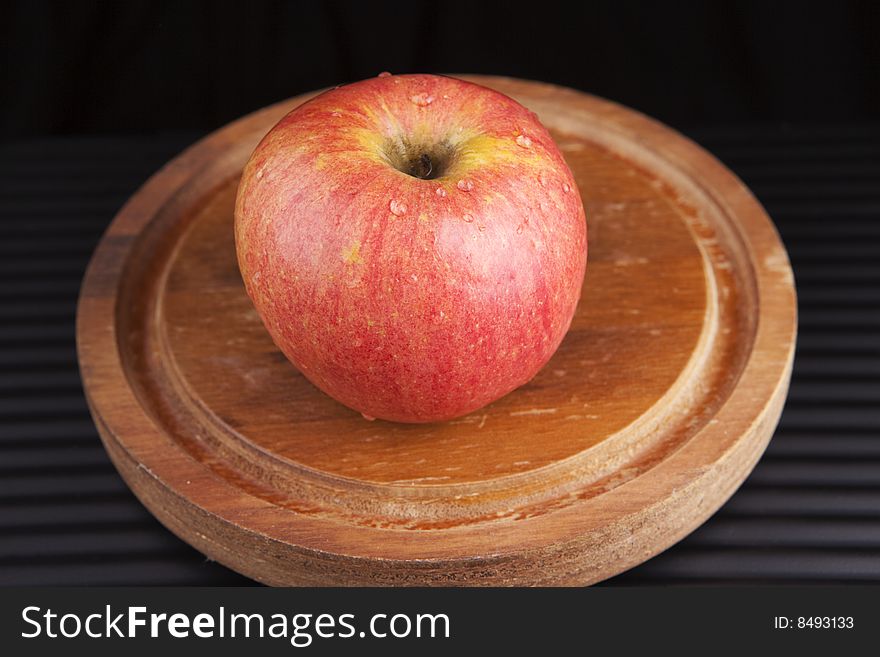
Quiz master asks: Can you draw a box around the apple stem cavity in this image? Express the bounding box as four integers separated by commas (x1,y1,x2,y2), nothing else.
383,138,455,181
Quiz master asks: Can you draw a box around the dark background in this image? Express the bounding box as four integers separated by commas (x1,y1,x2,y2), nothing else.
3,0,879,139
1,0,879,585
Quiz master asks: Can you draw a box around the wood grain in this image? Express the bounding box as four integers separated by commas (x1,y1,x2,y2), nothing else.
76,76,797,585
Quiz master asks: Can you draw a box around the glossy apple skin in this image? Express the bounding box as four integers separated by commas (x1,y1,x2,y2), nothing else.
235,74,587,423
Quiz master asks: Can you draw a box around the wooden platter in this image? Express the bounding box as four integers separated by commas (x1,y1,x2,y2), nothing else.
77,76,797,586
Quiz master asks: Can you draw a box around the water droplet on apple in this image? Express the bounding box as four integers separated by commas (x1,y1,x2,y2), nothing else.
435,187,447,198
478,224,486,232
563,182,572,193
389,199,408,216
457,179,474,192
463,213,474,223
330,110,342,117
410,92,435,107
377,71,392,78
361,412,377,421
516,134,532,148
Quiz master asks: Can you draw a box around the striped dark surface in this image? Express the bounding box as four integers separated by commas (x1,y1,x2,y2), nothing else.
1,125,878,586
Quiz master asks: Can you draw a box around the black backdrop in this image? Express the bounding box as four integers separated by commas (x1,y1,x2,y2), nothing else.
2,0,879,139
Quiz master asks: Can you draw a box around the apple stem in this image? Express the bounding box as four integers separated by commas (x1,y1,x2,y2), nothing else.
409,153,435,180
419,154,433,178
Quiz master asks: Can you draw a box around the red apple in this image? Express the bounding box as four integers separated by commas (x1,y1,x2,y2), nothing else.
234,74,587,423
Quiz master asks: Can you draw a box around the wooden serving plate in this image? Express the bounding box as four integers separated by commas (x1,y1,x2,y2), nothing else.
77,76,796,586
